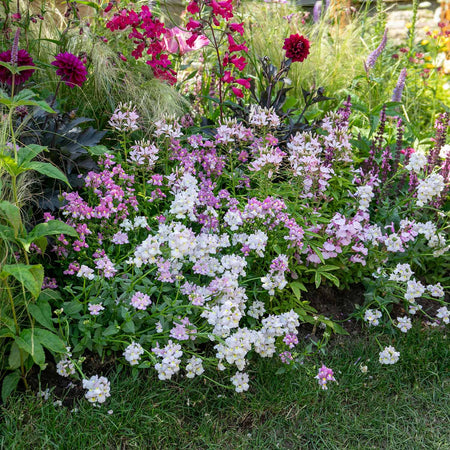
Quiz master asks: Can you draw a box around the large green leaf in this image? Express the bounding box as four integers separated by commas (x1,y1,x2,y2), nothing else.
15,99,55,114
15,329,46,367
17,144,47,166
28,301,55,331
27,220,78,242
34,328,66,353
0,264,44,298
1,371,21,403
22,161,70,186
0,224,16,241
0,201,21,236
8,342,22,370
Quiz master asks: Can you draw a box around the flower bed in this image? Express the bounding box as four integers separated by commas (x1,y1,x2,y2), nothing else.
0,0,448,405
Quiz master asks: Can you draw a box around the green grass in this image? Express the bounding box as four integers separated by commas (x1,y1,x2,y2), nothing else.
1,326,449,449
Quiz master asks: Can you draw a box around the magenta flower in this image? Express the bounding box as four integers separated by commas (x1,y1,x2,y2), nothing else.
0,49,35,85
283,34,310,63
51,52,87,88
315,365,337,390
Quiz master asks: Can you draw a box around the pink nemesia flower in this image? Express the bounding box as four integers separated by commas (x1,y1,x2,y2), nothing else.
163,27,210,55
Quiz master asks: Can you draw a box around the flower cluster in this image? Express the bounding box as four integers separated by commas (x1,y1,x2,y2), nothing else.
106,5,176,84
184,0,250,98
315,365,337,390
379,346,400,365
123,342,145,365
82,375,111,404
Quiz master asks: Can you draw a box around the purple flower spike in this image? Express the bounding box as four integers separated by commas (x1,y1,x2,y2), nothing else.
313,1,322,22
391,68,407,102
365,28,388,72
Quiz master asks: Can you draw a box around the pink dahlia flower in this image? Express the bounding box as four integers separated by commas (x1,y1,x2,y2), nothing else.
51,52,87,88
0,49,35,85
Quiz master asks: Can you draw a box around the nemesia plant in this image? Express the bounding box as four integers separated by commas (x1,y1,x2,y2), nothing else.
41,94,449,403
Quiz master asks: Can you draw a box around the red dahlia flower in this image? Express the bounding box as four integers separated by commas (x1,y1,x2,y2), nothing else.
51,52,87,88
283,34,310,62
0,49,35,85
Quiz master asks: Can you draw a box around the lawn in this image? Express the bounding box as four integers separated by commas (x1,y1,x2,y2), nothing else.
1,326,448,449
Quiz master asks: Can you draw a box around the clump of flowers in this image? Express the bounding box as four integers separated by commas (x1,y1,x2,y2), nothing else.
51,52,87,88
82,375,111,404
123,342,145,365
106,5,177,84
364,309,382,326
109,102,140,132
315,365,337,390
379,346,400,365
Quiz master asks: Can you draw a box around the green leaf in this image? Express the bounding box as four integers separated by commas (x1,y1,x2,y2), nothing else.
290,282,304,301
0,328,15,339
39,288,62,302
62,301,83,315
8,342,22,370
103,324,119,337
0,264,44,298
0,224,16,241
12,89,36,101
27,220,78,243
321,319,349,336
28,301,55,331
34,329,66,353
121,320,135,333
74,0,99,9
1,371,21,403
314,271,322,289
321,271,340,288
318,265,340,272
22,161,70,186
0,201,22,236
17,144,47,166
87,145,110,156
0,154,24,177
16,329,46,367
17,100,55,114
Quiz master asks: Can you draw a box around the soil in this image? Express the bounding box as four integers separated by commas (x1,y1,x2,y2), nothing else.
26,352,117,408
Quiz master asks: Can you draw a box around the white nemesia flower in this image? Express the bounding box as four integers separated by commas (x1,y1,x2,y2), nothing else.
416,173,445,207
427,283,444,298
231,371,249,392
123,342,144,365
185,356,204,378
77,265,95,280
436,306,449,324
82,375,111,404
396,316,412,333
364,309,382,326
389,263,413,282
379,346,400,365
405,151,427,173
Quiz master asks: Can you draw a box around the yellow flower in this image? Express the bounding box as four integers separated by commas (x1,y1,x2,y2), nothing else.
425,56,432,61
406,23,412,29
421,40,429,46
425,63,435,69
